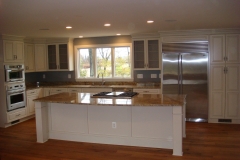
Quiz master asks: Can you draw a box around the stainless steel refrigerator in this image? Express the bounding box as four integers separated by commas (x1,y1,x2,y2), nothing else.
162,52,208,122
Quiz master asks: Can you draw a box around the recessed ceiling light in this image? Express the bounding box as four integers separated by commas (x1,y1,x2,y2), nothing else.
79,36,83,38
66,26,72,29
147,20,154,23
116,34,121,36
104,23,111,26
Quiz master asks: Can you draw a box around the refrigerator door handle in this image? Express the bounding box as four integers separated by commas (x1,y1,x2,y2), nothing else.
178,54,181,94
180,54,183,94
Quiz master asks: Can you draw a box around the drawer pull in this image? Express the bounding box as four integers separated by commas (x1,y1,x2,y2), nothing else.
16,114,21,117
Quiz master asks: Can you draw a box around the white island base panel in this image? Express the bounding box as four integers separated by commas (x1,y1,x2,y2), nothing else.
35,102,183,156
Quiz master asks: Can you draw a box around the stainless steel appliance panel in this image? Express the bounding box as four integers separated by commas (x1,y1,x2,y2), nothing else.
162,52,208,121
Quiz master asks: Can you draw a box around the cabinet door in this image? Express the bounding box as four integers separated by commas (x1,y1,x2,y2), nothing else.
210,35,225,64
24,44,35,72
4,41,15,61
209,65,226,118
35,44,47,71
47,44,57,69
226,34,240,63
15,42,24,62
147,40,159,69
27,95,38,116
43,88,51,97
133,40,145,69
225,65,240,119
3,41,24,62
58,44,68,69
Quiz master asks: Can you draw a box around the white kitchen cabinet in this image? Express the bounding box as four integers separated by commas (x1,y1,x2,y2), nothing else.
50,88,68,95
209,64,240,120
133,39,160,70
133,88,161,94
47,40,74,71
35,44,47,71
24,43,35,72
81,88,112,93
43,88,51,97
210,34,240,64
209,34,240,123
26,88,42,116
3,40,24,62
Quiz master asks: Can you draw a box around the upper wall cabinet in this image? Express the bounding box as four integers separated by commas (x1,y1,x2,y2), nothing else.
3,40,24,63
47,39,74,71
24,43,35,72
210,34,240,64
35,44,47,71
133,39,160,70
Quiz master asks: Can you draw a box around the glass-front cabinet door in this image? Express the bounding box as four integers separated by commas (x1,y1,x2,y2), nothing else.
47,45,57,69
133,40,145,69
147,40,159,68
58,44,68,69
133,39,159,70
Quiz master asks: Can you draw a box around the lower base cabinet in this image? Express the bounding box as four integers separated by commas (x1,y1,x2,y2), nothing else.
26,88,42,116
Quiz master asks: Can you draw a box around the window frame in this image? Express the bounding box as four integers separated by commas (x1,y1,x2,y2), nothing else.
74,43,133,82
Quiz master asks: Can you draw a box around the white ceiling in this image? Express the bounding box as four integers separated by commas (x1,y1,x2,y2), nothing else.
1,0,240,38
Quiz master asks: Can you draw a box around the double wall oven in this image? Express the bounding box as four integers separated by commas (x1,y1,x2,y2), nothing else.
4,64,26,112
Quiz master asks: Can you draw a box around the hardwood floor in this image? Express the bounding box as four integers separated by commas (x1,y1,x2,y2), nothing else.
0,118,240,160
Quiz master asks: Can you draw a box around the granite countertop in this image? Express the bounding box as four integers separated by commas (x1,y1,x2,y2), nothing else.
34,92,186,107
26,84,161,90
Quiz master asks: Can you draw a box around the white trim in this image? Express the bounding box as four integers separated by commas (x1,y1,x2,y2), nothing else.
74,43,133,81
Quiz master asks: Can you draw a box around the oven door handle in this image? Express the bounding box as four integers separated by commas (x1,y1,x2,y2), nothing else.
7,90,25,95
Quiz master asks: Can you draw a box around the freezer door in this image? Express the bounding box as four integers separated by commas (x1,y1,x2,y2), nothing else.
162,52,180,94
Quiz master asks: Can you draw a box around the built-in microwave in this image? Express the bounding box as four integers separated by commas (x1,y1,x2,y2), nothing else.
4,64,25,82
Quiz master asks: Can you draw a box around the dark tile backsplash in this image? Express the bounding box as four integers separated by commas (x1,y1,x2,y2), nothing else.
25,71,75,83
133,70,161,83
25,70,161,83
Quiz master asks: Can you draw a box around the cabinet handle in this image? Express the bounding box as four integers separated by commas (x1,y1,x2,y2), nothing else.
16,114,21,117
224,67,228,74
224,56,228,61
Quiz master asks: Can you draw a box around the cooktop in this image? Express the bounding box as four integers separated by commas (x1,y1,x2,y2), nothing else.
92,92,138,98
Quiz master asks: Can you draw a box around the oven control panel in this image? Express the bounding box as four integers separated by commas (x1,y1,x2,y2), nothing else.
6,83,25,91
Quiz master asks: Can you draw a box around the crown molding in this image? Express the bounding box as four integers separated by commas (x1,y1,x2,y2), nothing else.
0,34,25,41
159,28,240,36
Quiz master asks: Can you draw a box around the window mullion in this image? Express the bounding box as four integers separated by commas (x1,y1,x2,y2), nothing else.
93,48,96,78
112,47,115,78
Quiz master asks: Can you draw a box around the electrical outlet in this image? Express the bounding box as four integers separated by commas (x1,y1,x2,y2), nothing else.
112,122,117,128
137,74,143,79
68,74,71,79
43,74,45,79
151,74,157,78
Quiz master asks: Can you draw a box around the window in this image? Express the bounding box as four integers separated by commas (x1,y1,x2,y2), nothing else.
75,44,132,81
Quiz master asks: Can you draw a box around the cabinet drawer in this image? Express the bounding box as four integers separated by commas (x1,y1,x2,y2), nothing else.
133,89,160,94
27,88,42,95
7,108,26,122
50,88,68,92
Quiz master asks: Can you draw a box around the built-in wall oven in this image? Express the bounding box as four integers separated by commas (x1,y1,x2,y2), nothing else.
6,83,26,112
4,64,25,82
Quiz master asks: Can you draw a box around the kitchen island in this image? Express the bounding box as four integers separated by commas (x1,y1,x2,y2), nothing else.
34,92,186,156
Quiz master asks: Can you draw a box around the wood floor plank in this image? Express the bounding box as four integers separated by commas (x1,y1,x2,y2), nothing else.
0,118,240,160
